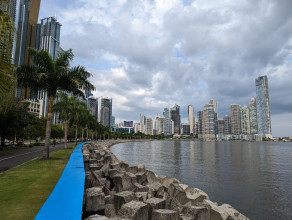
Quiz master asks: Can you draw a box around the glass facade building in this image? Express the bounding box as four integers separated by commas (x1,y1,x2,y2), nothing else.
230,104,241,135
171,104,181,134
98,96,112,128
255,76,272,135
249,97,258,134
241,105,250,134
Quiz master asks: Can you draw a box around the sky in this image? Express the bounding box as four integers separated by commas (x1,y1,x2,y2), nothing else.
39,0,292,137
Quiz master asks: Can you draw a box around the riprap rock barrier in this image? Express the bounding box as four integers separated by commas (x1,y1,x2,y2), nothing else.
82,140,249,220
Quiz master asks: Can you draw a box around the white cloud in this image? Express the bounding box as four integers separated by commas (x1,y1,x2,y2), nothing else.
40,0,292,136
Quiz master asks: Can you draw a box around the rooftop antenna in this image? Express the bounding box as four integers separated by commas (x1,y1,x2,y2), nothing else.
54,11,57,20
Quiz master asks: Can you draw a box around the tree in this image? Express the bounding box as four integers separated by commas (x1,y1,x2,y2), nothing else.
0,0,15,95
16,49,95,159
53,93,75,149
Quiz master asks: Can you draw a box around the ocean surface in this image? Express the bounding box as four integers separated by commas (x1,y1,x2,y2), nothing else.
111,140,292,220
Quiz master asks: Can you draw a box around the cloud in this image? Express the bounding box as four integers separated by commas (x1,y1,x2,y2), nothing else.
39,0,292,137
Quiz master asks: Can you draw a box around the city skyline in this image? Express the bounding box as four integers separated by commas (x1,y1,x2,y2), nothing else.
39,0,292,137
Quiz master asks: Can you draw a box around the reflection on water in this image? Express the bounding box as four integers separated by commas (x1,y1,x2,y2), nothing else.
111,140,292,219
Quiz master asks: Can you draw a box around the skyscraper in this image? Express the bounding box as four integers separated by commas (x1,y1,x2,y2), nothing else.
171,104,181,134
197,110,203,134
139,113,146,133
223,115,231,134
163,108,170,135
249,97,258,134
255,75,272,135
218,120,224,134
230,104,241,135
202,100,218,135
98,96,112,128
87,96,98,118
188,105,195,134
35,16,61,59
145,117,153,135
241,105,250,135
13,0,41,66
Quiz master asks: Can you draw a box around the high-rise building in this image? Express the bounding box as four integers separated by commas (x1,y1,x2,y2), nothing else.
13,0,41,66
111,116,115,128
249,97,258,134
197,110,203,134
158,116,165,135
35,16,61,59
86,96,98,118
98,96,112,128
171,104,181,134
188,105,195,134
202,100,218,135
139,114,146,133
181,124,190,135
230,104,241,135
163,108,171,135
223,115,231,134
255,75,271,135
145,117,153,135
241,105,250,134
218,120,224,134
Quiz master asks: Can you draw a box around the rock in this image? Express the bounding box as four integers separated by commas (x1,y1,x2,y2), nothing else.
89,163,102,171
83,154,90,162
120,161,129,171
137,164,146,172
161,177,181,188
105,204,116,218
152,209,179,220
105,195,113,204
118,201,150,220
133,183,149,192
84,214,109,220
108,169,120,179
135,192,148,202
145,197,166,209
145,170,157,184
184,187,209,206
181,205,210,220
112,174,124,192
166,196,183,212
127,166,138,174
203,200,249,220
114,191,136,213
148,181,164,193
168,183,188,205
85,187,105,212
136,172,147,185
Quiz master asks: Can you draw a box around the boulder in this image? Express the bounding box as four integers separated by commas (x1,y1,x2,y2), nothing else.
114,191,136,213
136,172,147,185
145,170,157,184
168,183,188,205
127,166,138,174
105,195,113,204
161,177,181,188
85,187,105,212
84,214,109,220
105,204,116,218
135,192,148,202
181,205,210,220
145,197,166,209
120,161,129,171
166,196,183,212
108,169,120,179
118,201,150,220
152,209,179,220
133,183,149,192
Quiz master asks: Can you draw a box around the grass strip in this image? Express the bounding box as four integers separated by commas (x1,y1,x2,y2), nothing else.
0,146,75,220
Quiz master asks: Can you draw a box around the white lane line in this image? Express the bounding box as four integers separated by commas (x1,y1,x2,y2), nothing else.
0,149,43,162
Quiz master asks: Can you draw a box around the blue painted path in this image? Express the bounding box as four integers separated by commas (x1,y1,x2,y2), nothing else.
35,143,86,220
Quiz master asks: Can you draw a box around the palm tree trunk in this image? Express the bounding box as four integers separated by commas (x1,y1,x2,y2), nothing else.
64,119,68,149
86,127,89,140
75,125,78,145
44,95,54,159
82,128,84,142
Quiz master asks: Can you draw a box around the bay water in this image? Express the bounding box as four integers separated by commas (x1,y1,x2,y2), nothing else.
111,140,292,219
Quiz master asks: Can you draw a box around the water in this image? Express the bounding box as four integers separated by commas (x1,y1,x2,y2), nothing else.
111,140,292,220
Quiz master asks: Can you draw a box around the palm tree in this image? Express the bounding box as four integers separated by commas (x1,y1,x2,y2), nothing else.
0,0,16,95
69,98,89,145
53,93,75,149
17,48,95,159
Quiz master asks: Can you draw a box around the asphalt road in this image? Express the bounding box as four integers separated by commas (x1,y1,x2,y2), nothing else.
0,143,77,173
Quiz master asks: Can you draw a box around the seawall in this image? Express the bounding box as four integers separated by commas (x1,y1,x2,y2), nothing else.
82,140,249,220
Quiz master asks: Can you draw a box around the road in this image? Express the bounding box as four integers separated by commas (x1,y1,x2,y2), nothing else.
0,143,78,173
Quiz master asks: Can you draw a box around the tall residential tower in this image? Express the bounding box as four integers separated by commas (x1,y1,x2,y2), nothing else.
255,75,272,135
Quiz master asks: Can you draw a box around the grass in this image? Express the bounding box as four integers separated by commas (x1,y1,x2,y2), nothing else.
0,146,75,220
